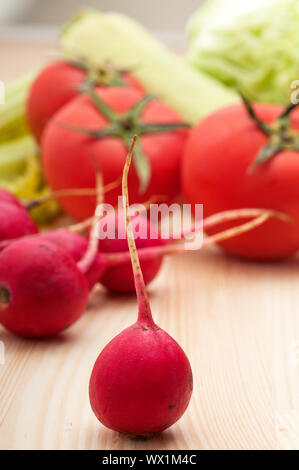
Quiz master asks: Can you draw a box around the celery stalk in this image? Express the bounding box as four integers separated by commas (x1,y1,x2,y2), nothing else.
0,135,37,178
61,10,238,124
0,70,60,224
0,71,36,143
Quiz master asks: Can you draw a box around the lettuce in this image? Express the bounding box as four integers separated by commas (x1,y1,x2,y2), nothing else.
187,0,299,104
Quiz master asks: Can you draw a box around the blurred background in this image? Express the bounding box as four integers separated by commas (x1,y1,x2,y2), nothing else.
0,0,204,47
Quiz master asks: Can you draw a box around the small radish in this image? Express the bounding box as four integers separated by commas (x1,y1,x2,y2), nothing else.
0,168,104,337
0,201,39,241
97,209,165,292
89,137,193,436
0,238,89,337
37,230,107,289
0,188,23,208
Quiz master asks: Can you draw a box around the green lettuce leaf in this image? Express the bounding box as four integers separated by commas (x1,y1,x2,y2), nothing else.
187,0,299,104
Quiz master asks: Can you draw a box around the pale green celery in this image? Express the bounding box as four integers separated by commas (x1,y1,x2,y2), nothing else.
0,71,36,142
0,70,60,224
61,10,238,124
0,135,37,179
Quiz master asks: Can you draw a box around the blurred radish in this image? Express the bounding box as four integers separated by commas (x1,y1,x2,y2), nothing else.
0,201,38,241
0,165,104,337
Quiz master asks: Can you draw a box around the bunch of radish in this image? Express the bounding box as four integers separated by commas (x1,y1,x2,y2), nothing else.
0,170,105,337
0,134,284,440
2,22,298,443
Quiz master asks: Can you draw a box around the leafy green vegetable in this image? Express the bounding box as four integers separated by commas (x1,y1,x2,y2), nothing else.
187,0,299,105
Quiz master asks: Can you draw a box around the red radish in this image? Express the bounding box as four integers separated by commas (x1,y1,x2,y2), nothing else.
89,137,193,435
27,60,144,141
37,230,106,290
0,188,23,208
41,85,189,221
97,209,165,293
0,167,104,338
0,238,89,337
0,201,38,241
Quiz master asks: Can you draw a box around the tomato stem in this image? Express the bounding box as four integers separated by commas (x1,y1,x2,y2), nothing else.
59,81,190,192
241,93,299,172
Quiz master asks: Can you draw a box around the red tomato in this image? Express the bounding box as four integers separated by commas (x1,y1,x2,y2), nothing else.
26,61,144,142
182,102,299,260
41,87,189,221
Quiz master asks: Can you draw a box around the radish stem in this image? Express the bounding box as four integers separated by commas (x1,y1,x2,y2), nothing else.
122,136,155,325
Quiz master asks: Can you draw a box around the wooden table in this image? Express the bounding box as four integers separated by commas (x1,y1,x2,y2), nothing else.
0,41,298,450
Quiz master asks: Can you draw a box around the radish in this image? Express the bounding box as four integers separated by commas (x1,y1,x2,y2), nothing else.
0,188,23,208
38,230,107,290
0,201,39,241
89,137,193,435
0,238,89,337
96,209,165,292
0,169,104,338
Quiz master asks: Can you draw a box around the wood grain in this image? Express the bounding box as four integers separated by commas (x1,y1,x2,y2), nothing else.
0,41,298,450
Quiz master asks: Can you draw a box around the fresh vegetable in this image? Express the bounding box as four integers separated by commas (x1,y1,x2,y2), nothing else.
0,201,38,242
97,209,164,293
42,86,189,220
38,230,106,290
0,72,35,144
0,238,89,337
61,9,238,124
26,60,144,142
0,167,104,337
187,0,299,105
89,138,193,435
0,188,23,208
0,74,61,224
182,99,298,259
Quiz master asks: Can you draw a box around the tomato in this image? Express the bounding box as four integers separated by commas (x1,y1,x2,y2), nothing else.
26,61,144,142
182,102,299,260
41,87,189,221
